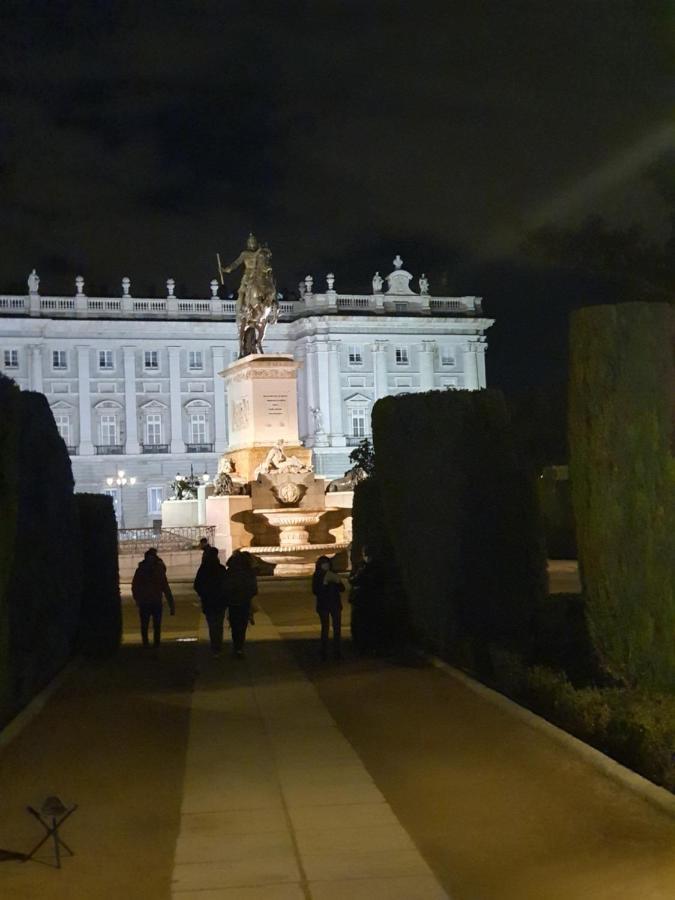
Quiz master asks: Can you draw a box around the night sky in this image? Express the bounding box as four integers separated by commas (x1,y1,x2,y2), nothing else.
2,1,673,389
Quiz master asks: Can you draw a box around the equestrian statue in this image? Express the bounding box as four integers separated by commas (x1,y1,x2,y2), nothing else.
217,234,279,357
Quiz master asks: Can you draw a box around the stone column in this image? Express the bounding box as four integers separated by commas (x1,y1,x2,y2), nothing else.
372,341,389,399
314,341,332,439
168,346,186,453
304,342,318,443
77,346,94,455
475,341,487,388
29,345,43,393
419,341,435,392
212,346,227,452
464,342,480,390
122,346,140,454
327,341,346,446
295,343,309,441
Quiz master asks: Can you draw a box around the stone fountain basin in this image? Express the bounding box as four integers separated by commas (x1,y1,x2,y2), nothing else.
256,508,324,528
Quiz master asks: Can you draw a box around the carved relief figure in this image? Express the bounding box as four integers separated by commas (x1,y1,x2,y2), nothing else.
254,439,312,478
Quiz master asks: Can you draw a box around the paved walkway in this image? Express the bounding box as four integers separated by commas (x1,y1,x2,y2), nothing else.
2,571,675,899
171,610,446,898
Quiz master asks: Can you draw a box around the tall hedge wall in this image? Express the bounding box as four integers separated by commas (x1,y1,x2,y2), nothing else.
0,376,20,723
5,390,83,717
76,493,122,658
371,389,547,668
569,302,675,688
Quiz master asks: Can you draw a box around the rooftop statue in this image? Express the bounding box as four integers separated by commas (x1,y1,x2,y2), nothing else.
217,234,279,357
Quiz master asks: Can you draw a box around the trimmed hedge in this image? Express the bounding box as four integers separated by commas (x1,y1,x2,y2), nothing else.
0,376,20,723
4,390,82,720
537,467,577,559
370,389,547,671
569,303,675,689
76,493,122,658
351,477,412,652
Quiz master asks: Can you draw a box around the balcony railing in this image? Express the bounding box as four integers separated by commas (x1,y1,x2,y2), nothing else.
186,442,215,453
95,444,124,455
141,443,169,454
66,445,78,456
346,435,367,446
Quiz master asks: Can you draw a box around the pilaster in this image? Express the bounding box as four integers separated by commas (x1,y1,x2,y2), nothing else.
327,341,346,446
419,340,436,391
464,342,480,390
212,346,227,452
372,341,389,399
76,345,94,455
168,346,186,452
122,346,140,454
29,344,43,393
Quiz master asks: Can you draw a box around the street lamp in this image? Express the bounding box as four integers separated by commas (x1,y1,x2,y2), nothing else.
105,469,136,529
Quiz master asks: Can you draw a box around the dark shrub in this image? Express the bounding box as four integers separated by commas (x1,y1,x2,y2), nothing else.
538,467,577,559
569,302,675,688
76,493,121,658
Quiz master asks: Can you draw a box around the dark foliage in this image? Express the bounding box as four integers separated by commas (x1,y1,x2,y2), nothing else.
3,391,82,722
0,375,20,721
537,467,577,559
370,389,547,672
351,476,413,653
569,302,675,688
76,493,122,658
348,438,376,477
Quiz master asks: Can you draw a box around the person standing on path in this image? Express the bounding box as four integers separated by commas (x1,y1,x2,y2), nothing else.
131,548,175,649
312,555,345,661
225,551,258,658
193,547,228,657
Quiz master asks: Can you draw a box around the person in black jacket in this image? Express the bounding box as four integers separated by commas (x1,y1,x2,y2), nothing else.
193,546,228,656
312,555,345,661
225,551,258,658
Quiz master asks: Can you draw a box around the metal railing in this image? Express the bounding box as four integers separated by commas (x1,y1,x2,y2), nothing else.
186,442,214,453
141,443,169,454
95,444,124,455
66,445,78,456
118,525,215,554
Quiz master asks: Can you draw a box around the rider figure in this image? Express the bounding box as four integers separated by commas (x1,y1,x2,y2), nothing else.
218,234,278,357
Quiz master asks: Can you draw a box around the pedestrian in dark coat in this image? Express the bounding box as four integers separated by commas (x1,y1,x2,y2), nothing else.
193,546,228,656
225,551,258,658
131,548,175,648
312,555,345,661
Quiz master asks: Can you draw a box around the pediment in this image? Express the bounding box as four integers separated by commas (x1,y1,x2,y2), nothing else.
185,399,211,409
344,392,371,405
93,399,123,410
139,399,168,410
50,400,74,411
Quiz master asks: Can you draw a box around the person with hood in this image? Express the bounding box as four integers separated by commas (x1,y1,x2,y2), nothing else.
193,546,228,656
131,547,175,649
312,555,345,661
225,551,258,658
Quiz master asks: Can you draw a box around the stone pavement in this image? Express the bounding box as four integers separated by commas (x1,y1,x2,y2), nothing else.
171,608,447,899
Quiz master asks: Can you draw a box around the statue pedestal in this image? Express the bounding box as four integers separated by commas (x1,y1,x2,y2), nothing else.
219,353,311,480
221,354,301,450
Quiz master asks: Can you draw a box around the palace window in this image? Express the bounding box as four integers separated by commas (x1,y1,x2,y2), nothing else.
350,407,368,438
144,350,159,369
395,346,409,366
190,413,208,444
145,413,163,445
348,345,363,366
99,350,114,370
99,414,118,445
52,350,67,370
188,350,203,370
147,486,164,516
3,349,18,368
441,346,455,366
54,414,70,444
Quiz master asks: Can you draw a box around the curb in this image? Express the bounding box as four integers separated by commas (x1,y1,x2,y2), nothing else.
0,659,79,750
430,656,675,820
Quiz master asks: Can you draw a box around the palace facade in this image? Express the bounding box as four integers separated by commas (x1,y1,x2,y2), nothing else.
0,257,493,527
